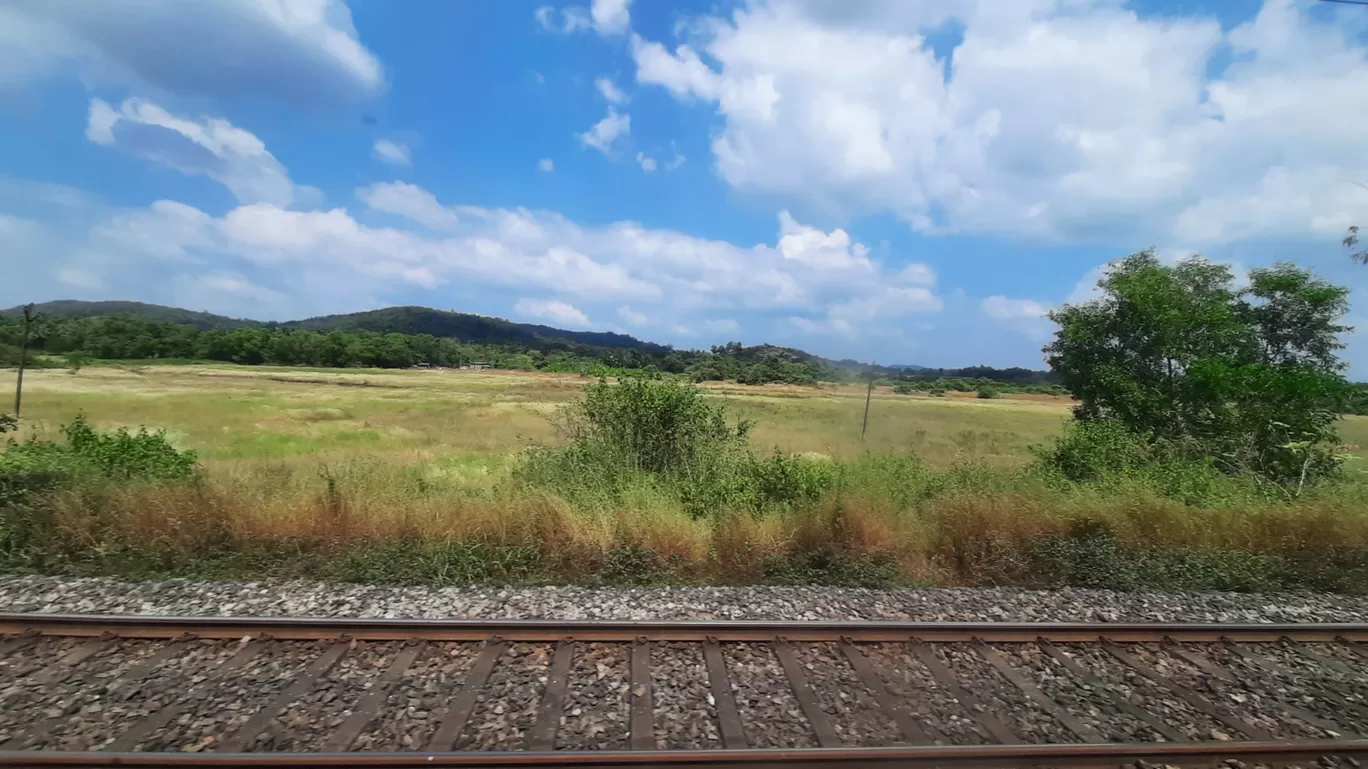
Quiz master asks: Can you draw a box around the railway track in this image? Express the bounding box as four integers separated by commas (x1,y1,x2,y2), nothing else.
1,613,1367,767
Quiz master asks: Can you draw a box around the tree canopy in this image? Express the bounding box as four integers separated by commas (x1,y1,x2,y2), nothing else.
1045,250,1351,484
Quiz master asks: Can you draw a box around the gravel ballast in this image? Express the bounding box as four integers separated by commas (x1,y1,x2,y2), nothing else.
4,576,1368,623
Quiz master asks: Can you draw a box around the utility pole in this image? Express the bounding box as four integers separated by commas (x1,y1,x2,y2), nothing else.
13,303,36,420
861,367,875,440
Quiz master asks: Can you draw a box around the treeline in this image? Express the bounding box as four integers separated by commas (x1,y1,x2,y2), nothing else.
891,377,1067,396
0,314,843,385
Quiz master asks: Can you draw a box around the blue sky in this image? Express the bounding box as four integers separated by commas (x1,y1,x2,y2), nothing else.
1,0,1367,372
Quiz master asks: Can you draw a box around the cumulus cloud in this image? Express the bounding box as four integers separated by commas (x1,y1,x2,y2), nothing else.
0,0,382,104
373,139,411,166
515,297,592,327
630,0,1368,245
358,181,459,230
86,98,297,206
7,177,943,337
637,152,657,173
981,296,1050,320
596,76,628,104
580,109,630,154
538,158,555,173
536,0,631,36
617,305,649,325
591,0,633,35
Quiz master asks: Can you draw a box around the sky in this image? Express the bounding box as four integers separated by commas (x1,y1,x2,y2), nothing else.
1,0,1367,372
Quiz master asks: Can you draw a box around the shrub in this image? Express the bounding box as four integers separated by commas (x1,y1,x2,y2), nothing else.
58,413,198,482
551,376,753,475
0,414,14,434
892,383,916,395
976,385,1000,399
1031,420,1154,482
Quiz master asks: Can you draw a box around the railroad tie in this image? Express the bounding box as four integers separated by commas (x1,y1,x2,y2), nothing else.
839,639,937,745
427,637,507,751
628,638,654,751
772,638,842,748
1034,638,1185,743
528,640,576,752
320,643,423,752
216,640,350,753
972,639,1105,743
1101,638,1274,742
104,639,264,752
908,639,1020,744
2,639,187,751
702,638,747,750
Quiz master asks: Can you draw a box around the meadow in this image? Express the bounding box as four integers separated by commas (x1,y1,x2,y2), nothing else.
4,363,1368,591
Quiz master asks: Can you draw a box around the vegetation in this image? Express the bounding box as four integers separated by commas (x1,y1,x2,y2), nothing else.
3,254,1366,592
1,359,1367,591
1046,251,1350,490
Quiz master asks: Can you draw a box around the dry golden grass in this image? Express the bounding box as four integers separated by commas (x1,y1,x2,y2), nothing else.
9,363,1368,588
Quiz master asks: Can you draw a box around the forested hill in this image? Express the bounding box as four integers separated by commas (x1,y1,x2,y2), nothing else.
3,301,667,355
281,306,670,354
1,301,259,330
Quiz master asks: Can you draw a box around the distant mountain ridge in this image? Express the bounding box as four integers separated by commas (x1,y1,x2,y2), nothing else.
1,300,673,356
0,300,261,330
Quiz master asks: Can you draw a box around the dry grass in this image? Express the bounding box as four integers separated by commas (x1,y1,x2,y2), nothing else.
8,364,1368,589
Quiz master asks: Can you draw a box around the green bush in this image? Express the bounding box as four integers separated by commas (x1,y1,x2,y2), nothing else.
522,377,843,518
976,385,1000,399
1032,420,1154,482
58,414,198,482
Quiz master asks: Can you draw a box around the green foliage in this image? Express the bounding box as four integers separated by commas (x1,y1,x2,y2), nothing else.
976,385,1000,399
1348,225,1366,266
1045,251,1351,486
555,376,754,475
56,414,198,482
0,414,14,434
1032,420,1154,482
522,377,838,518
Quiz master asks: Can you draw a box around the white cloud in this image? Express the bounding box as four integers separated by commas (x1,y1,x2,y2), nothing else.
538,158,556,173
637,152,657,173
358,181,460,230
591,0,633,35
596,76,628,104
982,295,1050,320
515,297,591,327
11,177,942,337
704,318,739,334
373,139,411,166
537,1,627,36
665,142,686,171
1,0,382,104
580,109,630,154
86,97,296,207
631,0,1368,245
617,305,649,325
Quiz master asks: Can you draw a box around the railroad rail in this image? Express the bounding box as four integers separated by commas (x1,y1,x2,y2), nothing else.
1,613,1367,768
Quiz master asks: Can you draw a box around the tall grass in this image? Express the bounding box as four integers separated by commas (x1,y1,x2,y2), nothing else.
4,376,1368,591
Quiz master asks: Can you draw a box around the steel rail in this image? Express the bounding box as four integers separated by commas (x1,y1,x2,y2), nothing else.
3,741,1368,768
3,612,1367,642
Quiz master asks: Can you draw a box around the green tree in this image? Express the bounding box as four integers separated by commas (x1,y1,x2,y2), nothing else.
1045,250,1350,485
1348,226,1366,265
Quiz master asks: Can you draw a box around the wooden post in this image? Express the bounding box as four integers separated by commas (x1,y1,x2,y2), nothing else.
13,303,35,420
861,371,874,440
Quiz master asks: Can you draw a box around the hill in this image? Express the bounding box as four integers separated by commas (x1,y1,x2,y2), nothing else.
2,300,670,356
0,301,260,331
281,306,671,355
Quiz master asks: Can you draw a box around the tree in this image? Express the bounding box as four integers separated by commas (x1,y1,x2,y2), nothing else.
1348,226,1367,265
1045,250,1350,485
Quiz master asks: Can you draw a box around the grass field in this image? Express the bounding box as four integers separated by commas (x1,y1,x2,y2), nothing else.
5,364,1368,590
3,364,1077,467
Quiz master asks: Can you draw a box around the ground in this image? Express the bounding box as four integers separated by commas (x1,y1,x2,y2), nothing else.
1,364,1081,471
5,363,1368,590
